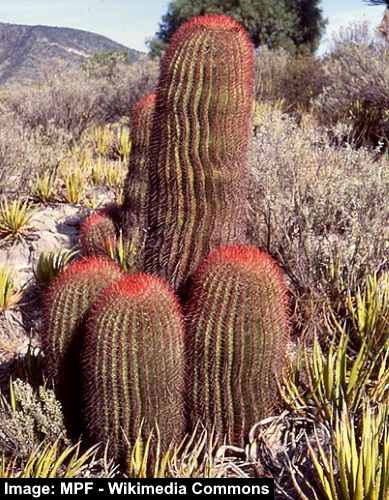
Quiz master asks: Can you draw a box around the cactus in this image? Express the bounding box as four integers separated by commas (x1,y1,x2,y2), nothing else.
185,245,290,446
42,257,123,434
79,204,119,258
121,93,156,270
82,273,186,463
144,15,254,290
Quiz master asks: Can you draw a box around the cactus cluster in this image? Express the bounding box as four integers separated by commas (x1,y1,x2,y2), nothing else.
42,14,291,467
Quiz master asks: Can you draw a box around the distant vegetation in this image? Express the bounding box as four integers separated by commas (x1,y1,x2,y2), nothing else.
148,0,327,56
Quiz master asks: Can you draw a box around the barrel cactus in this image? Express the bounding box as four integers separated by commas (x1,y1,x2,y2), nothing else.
79,204,119,258
121,93,156,270
82,273,186,463
185,245,290,445
42,257,123,433
144,15,254,290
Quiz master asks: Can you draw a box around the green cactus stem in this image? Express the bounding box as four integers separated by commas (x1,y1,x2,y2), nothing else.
121,93,156,271
144,15,254,290
185,245,291,446
42,257,123,435
82,273,186,464
79,204,119,258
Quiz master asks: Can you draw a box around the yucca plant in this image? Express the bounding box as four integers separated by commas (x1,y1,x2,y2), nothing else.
125,425,223,478
63,171,85,205
105,162,124,189
115,126,131,162
0,441,117,478
282,331,387,423
34,249,78,286
0,199,33,242
93,125,114,158
31,172,57,203
90,158,106,186
345,272,389,354
106,230,133,272
0,267,22,312
288,403,389,500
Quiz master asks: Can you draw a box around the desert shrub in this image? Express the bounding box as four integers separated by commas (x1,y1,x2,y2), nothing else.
0,380,67,458
0,112,70,197
314,22,389,148
255,47,324,112
248,106,389,335
3,57,158,143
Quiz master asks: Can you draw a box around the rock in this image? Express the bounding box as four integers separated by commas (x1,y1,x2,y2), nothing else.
0,203,88,288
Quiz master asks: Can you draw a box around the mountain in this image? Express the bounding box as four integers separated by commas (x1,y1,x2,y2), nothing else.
0,21,141,85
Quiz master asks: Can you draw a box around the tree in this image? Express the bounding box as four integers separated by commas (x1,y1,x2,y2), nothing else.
364,0,389,40
363,1,388,5
148,0,327,56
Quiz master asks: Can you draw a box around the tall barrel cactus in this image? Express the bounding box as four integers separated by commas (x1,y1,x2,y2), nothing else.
144,15,254,290
185,245,290,446
121,93,156,270
82,273,186,463
42,258,123,433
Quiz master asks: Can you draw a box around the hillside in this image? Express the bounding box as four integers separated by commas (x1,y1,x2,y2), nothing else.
0,21,141,85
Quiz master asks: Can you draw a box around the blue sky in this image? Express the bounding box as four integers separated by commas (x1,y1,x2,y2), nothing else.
0,0,385,52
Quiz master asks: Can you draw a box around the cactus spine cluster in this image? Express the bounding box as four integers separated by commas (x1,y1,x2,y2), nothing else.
82,274,186,462
144,15,254,290
122,93,156,270
185,246,290,445
42,258,122,433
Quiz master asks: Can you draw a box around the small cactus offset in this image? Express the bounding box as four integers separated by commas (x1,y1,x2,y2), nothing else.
185,245,290,446
144,15,254,290
82,273,186,464
79,204,119,258
42,257,123,433
122,93,156,270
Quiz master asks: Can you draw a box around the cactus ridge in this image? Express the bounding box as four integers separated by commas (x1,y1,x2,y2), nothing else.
186,245,290,445
82,273,186,463
144,14,254,289
79,205,118,258
122,93,156,270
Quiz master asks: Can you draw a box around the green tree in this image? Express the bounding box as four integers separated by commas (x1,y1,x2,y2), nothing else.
363,1,388,5
148,0,327,56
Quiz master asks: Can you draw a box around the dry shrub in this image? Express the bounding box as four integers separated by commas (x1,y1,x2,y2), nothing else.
255,47,324,112
0,113,70,197
248,106,389,336
3,57,158,142
0,57,158,196
314,22,389,148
